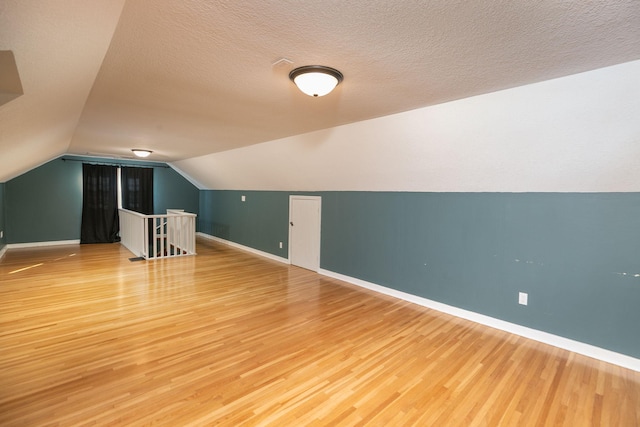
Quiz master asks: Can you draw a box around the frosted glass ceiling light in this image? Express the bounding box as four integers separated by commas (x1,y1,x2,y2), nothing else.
289,65,343,97
132,149,152,158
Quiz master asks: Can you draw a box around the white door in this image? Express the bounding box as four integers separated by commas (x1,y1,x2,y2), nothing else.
289,196,321,271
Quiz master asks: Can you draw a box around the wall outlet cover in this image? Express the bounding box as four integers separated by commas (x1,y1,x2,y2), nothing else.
518,292,528,305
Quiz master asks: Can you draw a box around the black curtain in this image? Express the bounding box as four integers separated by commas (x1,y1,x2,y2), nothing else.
121,167,154,215
80,164,120,244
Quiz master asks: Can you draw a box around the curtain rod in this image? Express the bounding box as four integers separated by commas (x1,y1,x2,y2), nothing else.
61,157,170,168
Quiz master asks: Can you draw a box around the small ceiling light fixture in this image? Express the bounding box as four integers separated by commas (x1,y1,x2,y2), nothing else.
132,149,152,158
289,65,343,97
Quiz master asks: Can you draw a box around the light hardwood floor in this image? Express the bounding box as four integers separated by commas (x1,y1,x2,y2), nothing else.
1,239,639,426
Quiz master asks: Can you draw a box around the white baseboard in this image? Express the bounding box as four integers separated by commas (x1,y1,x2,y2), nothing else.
7,239,80,249
13,234,635,370
319,269,640,373
196,232,289,265
0,244,7,260
193,233,640,372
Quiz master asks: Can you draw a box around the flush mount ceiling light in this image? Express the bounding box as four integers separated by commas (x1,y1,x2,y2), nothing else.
289,65,343,97
132,149,152,158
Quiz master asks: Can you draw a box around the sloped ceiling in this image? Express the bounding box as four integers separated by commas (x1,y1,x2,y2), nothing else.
0,50,24,107
1,0,640,182
0,0,126,182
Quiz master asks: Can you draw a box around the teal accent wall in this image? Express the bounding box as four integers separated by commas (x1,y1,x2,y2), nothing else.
6,158,83,243
199,190,290,257
5,156,200,244
153,167,199,215
322,192,640,359
199,190,640,359
0,182,6,249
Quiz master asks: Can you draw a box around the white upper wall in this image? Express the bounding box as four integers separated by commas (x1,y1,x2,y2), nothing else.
174,60,640,192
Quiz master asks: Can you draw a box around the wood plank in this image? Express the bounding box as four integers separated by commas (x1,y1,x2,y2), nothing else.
0,239,639,426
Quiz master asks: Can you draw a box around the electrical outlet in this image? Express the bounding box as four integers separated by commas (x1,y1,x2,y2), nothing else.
241,195,246,202
279,241,283,249
518,292,528,306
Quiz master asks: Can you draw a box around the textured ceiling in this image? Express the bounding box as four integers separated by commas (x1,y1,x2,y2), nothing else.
1,0,640,180
0,0,126,181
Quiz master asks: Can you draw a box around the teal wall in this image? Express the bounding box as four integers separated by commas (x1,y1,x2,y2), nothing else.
199,190,290,257
6,158,82,243
5,156,200,244
154,167,199,215
200,190,640,359
0,182,6,250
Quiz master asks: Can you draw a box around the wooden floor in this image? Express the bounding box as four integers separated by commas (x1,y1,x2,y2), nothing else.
1,239,639,426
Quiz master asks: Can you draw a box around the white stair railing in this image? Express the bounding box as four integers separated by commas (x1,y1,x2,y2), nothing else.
119,209,197,260
119,209,146,258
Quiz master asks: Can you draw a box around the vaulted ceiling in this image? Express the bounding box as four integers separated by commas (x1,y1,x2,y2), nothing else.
1,0,640,182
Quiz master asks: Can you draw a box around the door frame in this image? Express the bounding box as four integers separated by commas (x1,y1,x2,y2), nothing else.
288,195,322,271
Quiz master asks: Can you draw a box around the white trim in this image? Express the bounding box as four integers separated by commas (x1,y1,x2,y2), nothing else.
197,232,289,264
319,268,640,372
191,234,640,372
0,244,7,260
288,195,322,272
7,240,80,249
